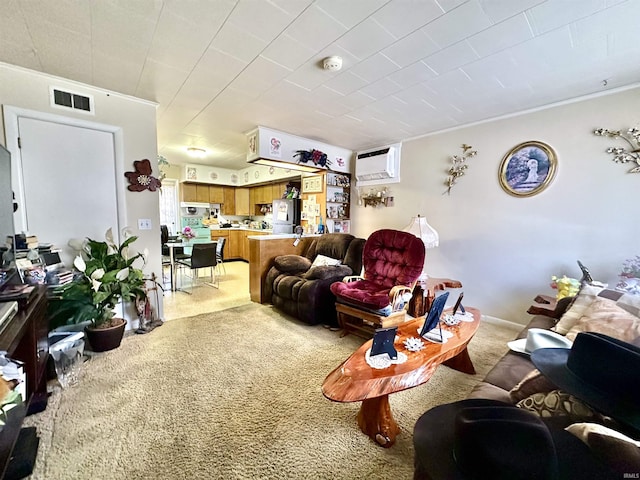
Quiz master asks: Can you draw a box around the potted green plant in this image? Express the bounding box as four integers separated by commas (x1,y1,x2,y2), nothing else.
48,228,147,352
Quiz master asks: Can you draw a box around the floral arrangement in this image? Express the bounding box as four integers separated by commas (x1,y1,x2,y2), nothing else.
616,256,640,294
294,149,332,168
180,226,196,240
550,275,580,300
48,228,147,329
619,255,640,278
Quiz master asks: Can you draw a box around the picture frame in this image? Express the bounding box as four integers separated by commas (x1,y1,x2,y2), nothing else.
498,141,557,197
247,132,257,156
371,326,398,360
302,175,323,193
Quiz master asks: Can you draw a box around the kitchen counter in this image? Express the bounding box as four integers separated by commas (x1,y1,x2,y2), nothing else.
210,226,273,233
247,233,320,240
248,234,318,304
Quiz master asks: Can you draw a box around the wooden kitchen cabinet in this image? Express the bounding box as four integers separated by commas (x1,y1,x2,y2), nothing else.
228,230,243,259
181,183,198,202
272,181,286,200
243,231,269,261
210,229,229,242
235,188,250,216
242,230,249,261
250,185,276,215
217,230,270,261
222,187,235,215
249,188,256,212
260,185,272,204
252,186,262,205
250,185,267,205
209,185,224,204
196,184,210,203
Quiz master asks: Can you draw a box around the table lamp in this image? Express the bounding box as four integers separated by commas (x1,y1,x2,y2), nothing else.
403,214,439,281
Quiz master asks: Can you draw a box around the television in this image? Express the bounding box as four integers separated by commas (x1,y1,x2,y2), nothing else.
0,144,17,289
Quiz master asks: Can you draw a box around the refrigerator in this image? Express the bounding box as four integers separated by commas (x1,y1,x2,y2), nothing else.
272,198,301,234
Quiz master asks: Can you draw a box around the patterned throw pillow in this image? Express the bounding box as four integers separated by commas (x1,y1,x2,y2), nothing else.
565,297,640,342
517,390,598,422
553,284,606,335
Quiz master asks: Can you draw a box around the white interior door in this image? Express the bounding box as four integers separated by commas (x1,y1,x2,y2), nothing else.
17,117,118,266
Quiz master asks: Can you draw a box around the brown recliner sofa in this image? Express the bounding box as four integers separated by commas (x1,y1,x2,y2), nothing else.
263,233,365,326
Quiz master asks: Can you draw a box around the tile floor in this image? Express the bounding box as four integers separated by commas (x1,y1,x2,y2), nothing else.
161,260,252,321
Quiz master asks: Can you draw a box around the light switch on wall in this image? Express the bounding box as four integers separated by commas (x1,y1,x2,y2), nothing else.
138,219,152,230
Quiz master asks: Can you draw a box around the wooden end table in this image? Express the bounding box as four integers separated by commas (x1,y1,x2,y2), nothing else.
407,277,462,318
322,307,480,447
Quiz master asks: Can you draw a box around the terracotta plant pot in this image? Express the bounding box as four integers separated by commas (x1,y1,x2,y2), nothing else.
85,318,126,352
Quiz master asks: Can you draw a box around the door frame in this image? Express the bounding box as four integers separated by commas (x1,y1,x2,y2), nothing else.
3,105,127,234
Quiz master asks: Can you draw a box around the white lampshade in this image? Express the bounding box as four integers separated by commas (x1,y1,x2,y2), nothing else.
404,214,439,249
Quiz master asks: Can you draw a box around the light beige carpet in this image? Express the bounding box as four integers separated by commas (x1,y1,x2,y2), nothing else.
25,304,519,480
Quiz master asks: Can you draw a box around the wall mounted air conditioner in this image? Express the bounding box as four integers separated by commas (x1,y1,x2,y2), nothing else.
355,143,401,185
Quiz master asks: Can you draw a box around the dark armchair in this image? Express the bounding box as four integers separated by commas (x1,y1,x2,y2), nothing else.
264,233,365,326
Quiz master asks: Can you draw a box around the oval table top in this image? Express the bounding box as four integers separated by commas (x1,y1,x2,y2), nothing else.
322,307,480,403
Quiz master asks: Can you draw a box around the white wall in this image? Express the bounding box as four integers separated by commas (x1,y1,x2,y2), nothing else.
351,86,640,325
0,62,162,325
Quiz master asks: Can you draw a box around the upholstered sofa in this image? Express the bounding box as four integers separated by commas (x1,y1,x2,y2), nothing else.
468,287,640,403
263,233,365,326
414,286,640,478
465,296,573,403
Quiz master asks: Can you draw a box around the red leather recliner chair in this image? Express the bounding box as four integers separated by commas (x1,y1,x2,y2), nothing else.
330,229,426,337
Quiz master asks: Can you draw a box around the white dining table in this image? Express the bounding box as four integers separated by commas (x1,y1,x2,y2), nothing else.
164,241,217,292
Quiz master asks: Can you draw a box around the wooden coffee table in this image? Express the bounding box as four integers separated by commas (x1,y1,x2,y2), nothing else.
322,307,480,447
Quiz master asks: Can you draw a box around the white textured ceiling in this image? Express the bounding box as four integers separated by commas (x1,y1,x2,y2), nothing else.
1,0,639,169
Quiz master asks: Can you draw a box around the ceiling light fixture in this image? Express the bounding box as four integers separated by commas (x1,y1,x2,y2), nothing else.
249,158,323,173
323,56,343,72
186,147,207,158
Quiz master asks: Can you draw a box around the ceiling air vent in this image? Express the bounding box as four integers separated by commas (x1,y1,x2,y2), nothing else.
49,86,94,115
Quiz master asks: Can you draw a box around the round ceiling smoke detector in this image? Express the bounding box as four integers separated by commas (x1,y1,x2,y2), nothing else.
323,56,343,72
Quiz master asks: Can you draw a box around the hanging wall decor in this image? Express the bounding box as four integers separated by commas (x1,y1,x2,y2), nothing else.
294,149,332,168
593,127,640,173
444,144,477,195
499,141,557,197
124,159,161,192
157,154,170,182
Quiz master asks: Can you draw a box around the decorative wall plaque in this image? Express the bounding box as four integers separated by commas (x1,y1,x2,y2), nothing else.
124,159,161,192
